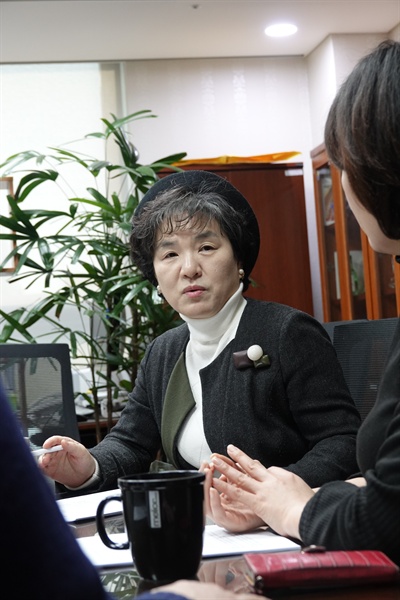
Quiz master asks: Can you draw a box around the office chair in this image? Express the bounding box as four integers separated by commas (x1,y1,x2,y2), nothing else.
0,343,80,448
327,319,398,421
322,319,368,342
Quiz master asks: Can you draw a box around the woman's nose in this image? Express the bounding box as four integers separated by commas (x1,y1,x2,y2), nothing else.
181,253,201,278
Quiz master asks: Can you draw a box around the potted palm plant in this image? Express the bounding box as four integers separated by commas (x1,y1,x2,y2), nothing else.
0,111,185,442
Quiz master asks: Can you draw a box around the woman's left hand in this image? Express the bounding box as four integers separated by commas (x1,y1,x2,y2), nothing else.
210,444,315,540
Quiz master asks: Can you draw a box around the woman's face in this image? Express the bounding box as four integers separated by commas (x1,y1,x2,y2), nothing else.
341,172,400,256
153,217,242,319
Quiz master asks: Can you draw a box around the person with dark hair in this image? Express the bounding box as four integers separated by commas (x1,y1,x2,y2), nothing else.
204,40,400,565
39,170,359,495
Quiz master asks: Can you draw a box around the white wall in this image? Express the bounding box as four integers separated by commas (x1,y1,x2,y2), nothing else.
306,37,337,150
390,23,400,39
0,63,122,322
306,33,387,151
124,57,310,162
123,56,325,315
306,32,398,150
2,33,399,325
332,34,388,88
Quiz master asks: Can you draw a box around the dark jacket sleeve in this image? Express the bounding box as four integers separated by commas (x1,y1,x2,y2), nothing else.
276,308,361,485
198,302,360,487
89,341,164,490
299,338,400,565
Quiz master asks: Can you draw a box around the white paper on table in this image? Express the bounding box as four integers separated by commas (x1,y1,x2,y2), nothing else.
202,524,300,557
77,533,132,567
57,488,122,523
76,524,300,568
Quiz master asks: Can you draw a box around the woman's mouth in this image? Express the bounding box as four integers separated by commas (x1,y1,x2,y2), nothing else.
183,286,205,298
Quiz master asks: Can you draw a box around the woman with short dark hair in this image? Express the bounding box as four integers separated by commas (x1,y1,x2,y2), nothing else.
39,170,360,498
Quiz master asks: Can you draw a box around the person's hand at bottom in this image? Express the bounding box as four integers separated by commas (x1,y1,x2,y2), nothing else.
198,557,252,595
150,580,258,600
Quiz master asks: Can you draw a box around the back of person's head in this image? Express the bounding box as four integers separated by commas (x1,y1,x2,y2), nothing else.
324,39,400,240
130,171,260,292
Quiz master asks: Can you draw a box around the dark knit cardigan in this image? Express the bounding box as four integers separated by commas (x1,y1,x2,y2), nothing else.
300,318,400,564
90,299,360,491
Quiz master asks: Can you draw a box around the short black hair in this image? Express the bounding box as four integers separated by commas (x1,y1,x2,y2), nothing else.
130,176,260,292
325,40,400,239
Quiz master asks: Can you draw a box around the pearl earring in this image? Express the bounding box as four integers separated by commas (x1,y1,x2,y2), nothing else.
156,285,163,298
238,268,245,280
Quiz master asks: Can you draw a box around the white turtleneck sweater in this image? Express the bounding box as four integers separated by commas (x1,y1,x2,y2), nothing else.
177,284,246,467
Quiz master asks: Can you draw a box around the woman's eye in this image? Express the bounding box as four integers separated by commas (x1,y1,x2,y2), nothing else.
200,244,215,252
163,251,178,259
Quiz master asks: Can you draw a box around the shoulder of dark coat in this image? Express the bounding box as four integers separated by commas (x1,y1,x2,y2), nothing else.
148,321,189,352
240,297,319,330
147,299,322,355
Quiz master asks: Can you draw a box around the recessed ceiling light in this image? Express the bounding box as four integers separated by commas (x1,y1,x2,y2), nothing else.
264,23,298,38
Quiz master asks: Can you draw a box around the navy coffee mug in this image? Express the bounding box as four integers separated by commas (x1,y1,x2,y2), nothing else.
96,470,205,582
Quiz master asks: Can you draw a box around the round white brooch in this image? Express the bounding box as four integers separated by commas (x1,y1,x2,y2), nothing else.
247,344,263,362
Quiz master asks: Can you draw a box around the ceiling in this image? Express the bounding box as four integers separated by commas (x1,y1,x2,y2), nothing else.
1,0,399,62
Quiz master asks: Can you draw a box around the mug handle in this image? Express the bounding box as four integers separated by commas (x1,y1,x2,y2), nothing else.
96,495,129,550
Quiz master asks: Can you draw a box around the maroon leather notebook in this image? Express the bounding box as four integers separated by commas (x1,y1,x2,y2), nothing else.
244,548,400,593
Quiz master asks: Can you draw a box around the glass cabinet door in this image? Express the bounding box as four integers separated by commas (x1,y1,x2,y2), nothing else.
342,201,368,320
316,166,342,321
313,144,369,322
312,143,400,322
315,164,368,321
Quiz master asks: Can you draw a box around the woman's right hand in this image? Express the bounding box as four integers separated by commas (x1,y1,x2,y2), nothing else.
38,436,96,488
202,455,265,533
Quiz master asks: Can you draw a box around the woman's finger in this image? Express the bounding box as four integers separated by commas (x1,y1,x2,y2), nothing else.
208,486,232,525
211,455,263,493
203,467,214,517
211,472,255,506
210,453,237,468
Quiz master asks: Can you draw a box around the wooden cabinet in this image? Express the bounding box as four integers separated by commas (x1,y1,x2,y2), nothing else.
162,162,314,316
311,143,400,321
